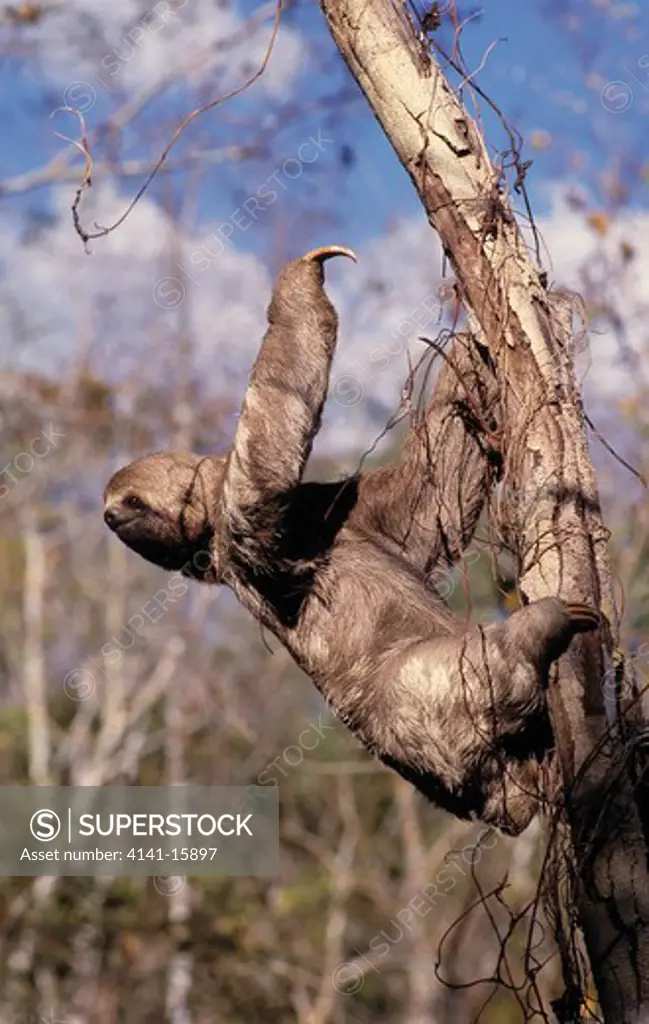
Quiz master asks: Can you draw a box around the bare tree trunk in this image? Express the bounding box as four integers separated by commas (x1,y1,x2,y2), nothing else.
164,680,194,1024
395,782,435,1024
6,513,59,1017
319,1,649,1018
23,510,50,786
164,212,196,1024
304,775,360,1024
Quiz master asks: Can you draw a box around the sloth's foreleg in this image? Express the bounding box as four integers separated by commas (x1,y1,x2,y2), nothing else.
221,245,355,551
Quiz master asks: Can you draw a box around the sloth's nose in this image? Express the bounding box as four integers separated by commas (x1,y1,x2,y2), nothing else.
104,505,123,530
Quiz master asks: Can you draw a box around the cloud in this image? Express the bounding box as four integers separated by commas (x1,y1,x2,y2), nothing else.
534,184,649,403
0,179,271,390
1,177,647,463
0,197,444,459
317,219,448,457
29,0,303,104
318,188,649,456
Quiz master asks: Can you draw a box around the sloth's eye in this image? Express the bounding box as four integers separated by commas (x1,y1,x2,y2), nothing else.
124,495,147,511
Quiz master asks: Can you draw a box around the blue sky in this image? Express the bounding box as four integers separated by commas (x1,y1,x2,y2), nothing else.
0,0,647,486
0,0,647,251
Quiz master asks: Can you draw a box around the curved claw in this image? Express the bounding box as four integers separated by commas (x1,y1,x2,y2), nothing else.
303,245,357,264
566,602,600,632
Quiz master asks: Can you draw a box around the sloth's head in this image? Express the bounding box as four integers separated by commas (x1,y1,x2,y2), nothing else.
103,451,225,581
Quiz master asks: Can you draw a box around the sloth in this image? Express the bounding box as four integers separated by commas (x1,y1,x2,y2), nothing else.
103,246,598,835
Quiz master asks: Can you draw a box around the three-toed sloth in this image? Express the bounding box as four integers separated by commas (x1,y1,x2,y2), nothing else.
104,246,598,835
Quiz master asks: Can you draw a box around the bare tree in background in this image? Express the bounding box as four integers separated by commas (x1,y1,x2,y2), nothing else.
316,1,649,1019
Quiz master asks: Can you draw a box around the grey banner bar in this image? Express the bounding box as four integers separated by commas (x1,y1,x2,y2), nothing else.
0,786,279,877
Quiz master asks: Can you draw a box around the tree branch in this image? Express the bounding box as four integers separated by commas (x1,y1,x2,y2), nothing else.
319,0,649,1017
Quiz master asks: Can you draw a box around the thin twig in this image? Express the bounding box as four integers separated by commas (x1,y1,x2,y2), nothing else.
70,0,283,245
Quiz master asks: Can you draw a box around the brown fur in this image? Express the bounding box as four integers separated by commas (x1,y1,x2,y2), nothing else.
104,248,598,834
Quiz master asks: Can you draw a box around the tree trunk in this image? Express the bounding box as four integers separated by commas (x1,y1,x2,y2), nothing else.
395,781,436,1024
319,0,649,1018
23,511,50,787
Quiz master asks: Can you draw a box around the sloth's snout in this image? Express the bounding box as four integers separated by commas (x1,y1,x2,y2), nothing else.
104,505,126,530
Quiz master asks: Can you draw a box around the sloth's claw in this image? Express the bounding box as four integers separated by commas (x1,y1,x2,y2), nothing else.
303,245,357,264
566,602,600,632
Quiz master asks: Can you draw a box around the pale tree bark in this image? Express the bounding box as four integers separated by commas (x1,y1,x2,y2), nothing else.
164,674,194,1024
319,1,649,1019
301,776,360,1024
6,512,59,1016
395,781,436,1024
22,509,50,787
164,220,197,1024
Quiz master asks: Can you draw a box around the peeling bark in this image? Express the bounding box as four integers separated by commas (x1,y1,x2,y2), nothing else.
320,0,649,1017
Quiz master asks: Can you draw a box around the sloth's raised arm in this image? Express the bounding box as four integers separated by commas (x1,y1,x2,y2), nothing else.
358,334,500,576
222,247,498,576
221,246,355,537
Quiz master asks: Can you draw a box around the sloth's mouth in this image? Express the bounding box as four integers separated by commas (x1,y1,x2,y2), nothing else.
118,529,189,572
103,503,215,579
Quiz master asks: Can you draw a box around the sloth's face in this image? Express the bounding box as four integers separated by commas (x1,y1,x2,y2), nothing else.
103,451,224,581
